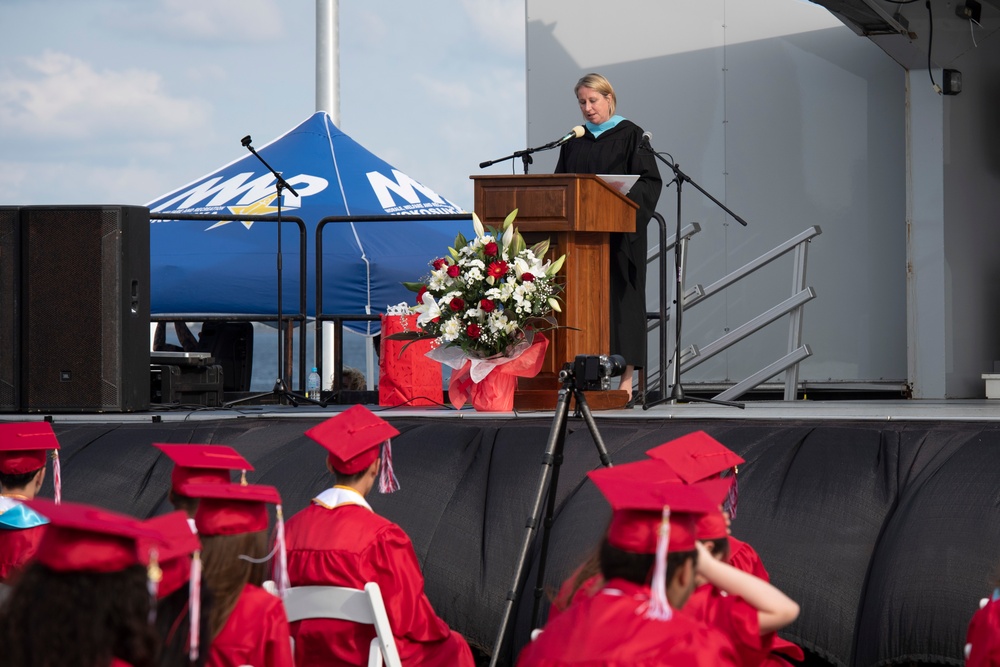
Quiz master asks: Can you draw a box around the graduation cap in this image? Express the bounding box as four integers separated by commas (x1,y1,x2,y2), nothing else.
181,482,288,598
153,443,254,492
0,421,62,503
140,511,203,661
645,431,744,518
305,405,400,493
588,460,716,621
140,511,201,599
24,498,165,574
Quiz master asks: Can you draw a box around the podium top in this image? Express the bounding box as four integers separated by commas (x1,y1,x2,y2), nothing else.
471,173,638,233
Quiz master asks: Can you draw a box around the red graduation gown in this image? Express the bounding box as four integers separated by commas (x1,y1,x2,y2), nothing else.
285,501,474,667
517,578,740,667
683,584,767,666
966,596,1000,666
728,536,770,582
206,583,294,667
0,524,45,582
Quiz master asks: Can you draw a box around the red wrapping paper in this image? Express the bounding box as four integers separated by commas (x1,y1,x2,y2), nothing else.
448,333,548,411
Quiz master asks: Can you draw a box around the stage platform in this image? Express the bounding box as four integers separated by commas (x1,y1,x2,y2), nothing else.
4,398,998,666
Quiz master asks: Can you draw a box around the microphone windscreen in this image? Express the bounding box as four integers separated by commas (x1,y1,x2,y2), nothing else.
572,125,585,139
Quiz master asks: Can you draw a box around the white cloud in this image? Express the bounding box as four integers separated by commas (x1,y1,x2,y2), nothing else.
0,51,212,141
136,0,286,42
460,0,525,56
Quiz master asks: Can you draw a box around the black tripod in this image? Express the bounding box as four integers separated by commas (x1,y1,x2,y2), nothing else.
225,135,325,408
488,362,614,667
642,143,747,410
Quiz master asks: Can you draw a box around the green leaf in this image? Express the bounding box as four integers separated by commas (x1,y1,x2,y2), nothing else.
401,281,425,293
531,239,550,259
503,208,519,229
547,254,566,275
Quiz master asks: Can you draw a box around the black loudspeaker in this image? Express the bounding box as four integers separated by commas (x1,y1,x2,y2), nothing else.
20,205,151,413
0,207,20,412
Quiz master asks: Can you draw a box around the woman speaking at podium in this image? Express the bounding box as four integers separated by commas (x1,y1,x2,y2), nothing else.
555,73,662,401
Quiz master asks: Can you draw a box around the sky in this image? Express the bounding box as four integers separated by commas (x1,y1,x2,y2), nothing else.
0,0,527,212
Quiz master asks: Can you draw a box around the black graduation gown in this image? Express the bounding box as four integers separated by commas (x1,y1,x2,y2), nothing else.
554,119,662,368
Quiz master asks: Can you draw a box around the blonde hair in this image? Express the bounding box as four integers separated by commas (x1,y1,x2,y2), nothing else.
574,73,617,117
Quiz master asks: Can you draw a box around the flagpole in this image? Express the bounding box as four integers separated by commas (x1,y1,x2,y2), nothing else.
316,0,342,393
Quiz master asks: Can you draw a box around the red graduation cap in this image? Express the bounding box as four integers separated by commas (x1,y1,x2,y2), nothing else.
305,406,400,492
141,510,204,661
0,421,60,475
181,481,289,599
588,460,716,554
181,482,280,536
646,431,745,518
645,431,744,483
588,461,716,621
153,443,254,492
139,511,201,599
24,498,165,574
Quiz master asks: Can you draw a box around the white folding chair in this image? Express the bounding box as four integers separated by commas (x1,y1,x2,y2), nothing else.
283,583,402,667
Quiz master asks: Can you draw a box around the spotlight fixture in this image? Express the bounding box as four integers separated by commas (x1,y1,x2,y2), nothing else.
942,69,963,96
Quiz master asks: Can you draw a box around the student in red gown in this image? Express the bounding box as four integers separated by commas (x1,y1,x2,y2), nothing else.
647,430,771,580
0,421,61,583
0,498,168,667
284,405,475,667
152,443,253,528
965,585,1000,666
182,482,294,667
683,479,802,666
517,459,740,667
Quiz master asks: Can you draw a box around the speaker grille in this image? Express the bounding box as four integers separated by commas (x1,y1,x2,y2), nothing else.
21,205,150,412
0,207,18,411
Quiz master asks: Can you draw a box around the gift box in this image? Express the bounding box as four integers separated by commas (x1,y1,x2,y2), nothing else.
378,313,443,407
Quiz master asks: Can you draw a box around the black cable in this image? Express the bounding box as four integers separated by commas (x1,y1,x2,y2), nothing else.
926,1,938,91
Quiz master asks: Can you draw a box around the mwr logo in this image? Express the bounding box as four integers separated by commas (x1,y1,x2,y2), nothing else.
151,171,328,213
367,169,464,215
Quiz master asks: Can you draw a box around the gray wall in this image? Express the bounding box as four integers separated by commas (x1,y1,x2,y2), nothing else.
526,0,909,391
908,40,1000,398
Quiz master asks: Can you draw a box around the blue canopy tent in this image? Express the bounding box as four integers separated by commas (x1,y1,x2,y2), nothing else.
147,111,473,336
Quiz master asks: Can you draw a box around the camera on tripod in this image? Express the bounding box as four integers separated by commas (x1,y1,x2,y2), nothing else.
559,354,627,391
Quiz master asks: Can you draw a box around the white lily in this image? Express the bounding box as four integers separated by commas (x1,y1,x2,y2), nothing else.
414,291,441,326
472,212,486,239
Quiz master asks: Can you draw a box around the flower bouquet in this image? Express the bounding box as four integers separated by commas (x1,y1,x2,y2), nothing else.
392,209,565,411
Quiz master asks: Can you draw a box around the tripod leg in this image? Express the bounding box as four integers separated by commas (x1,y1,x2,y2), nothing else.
488,385,573,667
573,391,613,468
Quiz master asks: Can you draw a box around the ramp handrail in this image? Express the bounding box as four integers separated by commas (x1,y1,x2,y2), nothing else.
645,224,822,401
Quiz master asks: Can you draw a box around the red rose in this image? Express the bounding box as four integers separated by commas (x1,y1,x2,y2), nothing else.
416,285,427,304
432,258,447,270
480,298,495,312
447,264,461,278
449,297,465,311
466,323,482,338
484,241,499,256
521,272,535,282
488,261,508,279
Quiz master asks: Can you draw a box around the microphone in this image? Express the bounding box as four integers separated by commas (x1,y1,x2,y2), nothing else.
241,135,253,148
553,125,585,147
637,131,653,152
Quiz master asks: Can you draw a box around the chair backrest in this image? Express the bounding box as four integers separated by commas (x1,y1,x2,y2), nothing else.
283,583,402,667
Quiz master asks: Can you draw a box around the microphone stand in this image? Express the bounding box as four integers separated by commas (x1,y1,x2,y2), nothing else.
479,136,568,174
225,135,326,408
642,145,747,410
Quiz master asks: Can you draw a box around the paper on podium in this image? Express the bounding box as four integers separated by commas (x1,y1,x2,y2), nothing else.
596,174,640,196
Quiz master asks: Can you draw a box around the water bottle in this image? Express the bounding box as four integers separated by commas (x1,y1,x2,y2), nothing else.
306,366,321,399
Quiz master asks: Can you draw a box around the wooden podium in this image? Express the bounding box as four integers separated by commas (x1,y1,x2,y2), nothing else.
472,174,638,411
